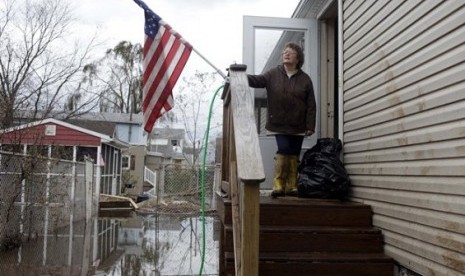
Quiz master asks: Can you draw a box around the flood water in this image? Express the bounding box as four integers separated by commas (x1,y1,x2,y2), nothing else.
0,212,220,276
101,213,220,276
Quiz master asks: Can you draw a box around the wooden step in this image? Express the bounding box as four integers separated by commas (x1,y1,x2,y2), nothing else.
223,225,384,253
217,195,394,275
217,196,374,227
225,252,394,276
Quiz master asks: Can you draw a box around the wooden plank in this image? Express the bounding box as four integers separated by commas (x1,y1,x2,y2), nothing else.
218,221,226,276
228,114,236,200
230,162,241,274
224,226,383,253
220,180,230,197
240,181,260,276
224,64,265,275
220,196,373,226
229,67,265,182
225,252,393,276
259,200,373,227
221,94,231,193
100,194,139,210
215,192,231,225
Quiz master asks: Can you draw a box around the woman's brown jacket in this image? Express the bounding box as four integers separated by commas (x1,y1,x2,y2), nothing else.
247,65,316,135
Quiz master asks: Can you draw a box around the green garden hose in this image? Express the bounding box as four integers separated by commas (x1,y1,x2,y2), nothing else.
199,84,224,275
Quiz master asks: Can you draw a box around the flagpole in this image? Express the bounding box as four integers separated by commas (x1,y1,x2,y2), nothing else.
192,48,227,79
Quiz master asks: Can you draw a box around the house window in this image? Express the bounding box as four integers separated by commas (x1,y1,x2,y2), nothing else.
130,155,135,170
52,146,73,160
122,155,130,170
27,145,50,157
171,140,178,146
77,146,97,163
122,155,135,170
1,144,23,153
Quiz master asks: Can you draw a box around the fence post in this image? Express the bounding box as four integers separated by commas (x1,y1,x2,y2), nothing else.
85,158,94,220
159,164,166,202
81,158,94,276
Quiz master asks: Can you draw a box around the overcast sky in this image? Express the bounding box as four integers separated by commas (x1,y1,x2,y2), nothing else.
72,0,300,135
75,0,300,77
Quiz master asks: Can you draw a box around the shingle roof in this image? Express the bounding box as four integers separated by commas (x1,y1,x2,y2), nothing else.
152,128,184,139
67,119,117,137
15,110,143,125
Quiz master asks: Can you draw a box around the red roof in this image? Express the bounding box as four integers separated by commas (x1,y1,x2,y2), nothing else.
0,118,114,147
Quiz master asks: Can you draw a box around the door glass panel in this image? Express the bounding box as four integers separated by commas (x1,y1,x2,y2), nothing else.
254,29,306,74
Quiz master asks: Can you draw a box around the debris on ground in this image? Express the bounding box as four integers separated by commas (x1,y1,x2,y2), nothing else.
137,198,215,215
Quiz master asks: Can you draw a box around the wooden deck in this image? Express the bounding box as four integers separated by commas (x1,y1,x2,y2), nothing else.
98,194,138,217
217,195,394,276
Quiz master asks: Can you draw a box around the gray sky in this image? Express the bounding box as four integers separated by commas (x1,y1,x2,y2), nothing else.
73,0,300,134
75,0,300,77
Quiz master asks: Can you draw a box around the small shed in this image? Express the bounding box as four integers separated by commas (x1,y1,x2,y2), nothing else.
0,118,128,195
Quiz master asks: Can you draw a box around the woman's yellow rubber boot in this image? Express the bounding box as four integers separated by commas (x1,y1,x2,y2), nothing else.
271,154,287,198
285,155,299,197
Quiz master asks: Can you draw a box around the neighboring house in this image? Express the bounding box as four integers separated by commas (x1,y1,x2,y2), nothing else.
147,127,190,164
74,115,195,196
0,118,127,196
14,111,150,196
74,113,149,197
246,0,465,275
13,111,197,197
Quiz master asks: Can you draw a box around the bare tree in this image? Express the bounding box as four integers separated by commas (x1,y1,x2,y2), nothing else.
0,0,100,128
174,71,221,166
81,41,143,115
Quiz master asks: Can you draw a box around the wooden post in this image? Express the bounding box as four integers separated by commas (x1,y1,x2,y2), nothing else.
230,162,241,273
228,64,265,276
240,181,260,276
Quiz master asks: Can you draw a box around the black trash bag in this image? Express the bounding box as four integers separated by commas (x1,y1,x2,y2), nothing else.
297,138,350,200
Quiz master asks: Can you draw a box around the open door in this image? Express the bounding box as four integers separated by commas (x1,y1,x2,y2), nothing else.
242,15,319,190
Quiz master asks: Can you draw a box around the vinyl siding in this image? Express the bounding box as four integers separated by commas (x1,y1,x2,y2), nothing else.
342,0,465,275
0,123,101,146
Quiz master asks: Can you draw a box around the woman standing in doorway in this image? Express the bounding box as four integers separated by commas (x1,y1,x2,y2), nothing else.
247,42,316,197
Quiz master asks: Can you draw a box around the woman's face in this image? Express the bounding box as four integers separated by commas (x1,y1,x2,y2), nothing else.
282,47,299,66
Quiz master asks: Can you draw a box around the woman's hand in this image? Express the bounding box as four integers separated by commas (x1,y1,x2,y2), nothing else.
305,130,314,136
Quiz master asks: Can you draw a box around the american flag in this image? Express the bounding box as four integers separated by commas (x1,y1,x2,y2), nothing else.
134,0,192,133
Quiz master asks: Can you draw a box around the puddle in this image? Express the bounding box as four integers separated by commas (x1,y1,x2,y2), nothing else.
100,213,220,276
0,212,220,276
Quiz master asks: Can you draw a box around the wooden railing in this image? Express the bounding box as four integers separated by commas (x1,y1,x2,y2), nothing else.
144,166,156,186
220,64,265,276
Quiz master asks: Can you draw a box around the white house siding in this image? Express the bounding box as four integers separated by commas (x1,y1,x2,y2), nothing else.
341,0,465,275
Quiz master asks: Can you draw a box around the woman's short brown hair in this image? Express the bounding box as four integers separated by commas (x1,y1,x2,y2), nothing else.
284,42,304,69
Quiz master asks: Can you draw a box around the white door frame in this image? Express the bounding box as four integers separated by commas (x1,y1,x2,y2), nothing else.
242,15,319,189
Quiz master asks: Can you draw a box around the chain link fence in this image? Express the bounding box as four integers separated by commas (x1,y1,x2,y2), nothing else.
0,150,95,275
139,164,220,215
127,163,221,275
1,151,222,275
